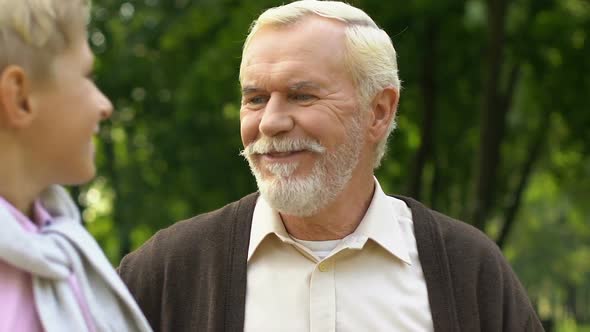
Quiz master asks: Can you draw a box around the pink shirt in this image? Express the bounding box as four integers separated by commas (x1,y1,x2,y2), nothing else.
0,197,47,332
0,197,96,332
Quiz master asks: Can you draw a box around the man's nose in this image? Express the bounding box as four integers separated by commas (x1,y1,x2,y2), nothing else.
259,95,294,137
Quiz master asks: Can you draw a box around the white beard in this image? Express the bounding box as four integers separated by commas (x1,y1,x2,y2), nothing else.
241,117,363,217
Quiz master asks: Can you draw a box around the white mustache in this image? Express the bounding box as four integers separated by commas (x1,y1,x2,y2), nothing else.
240,137,326,157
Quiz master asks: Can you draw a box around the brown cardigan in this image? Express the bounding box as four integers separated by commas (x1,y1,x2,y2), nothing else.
118,193,544,332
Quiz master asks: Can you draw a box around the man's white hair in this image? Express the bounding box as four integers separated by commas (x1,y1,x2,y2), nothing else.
0,0,91,82
240,0,400,168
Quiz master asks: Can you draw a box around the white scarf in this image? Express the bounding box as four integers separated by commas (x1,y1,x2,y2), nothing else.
0,185,152,332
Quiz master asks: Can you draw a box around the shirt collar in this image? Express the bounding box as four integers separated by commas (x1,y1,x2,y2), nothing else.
248,196,292,261
33,200,53,227
0,196,53,231
351,178,412,265
247,178,413,265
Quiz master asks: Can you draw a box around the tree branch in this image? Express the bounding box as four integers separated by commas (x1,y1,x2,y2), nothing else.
496,114,550,248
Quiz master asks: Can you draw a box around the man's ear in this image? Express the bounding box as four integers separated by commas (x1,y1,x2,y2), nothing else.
366,86,399,144
0,65,35,129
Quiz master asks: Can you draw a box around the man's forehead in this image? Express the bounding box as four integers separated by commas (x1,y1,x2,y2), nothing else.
243,17,347,60
241,80,323,93
239,16,350,92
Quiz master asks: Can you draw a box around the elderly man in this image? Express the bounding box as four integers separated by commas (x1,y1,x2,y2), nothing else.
118,1,544,331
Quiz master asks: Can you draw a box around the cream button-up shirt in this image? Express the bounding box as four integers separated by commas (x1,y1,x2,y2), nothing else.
244,179,434,332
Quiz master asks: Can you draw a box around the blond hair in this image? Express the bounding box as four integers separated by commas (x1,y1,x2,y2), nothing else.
0,0,91,82
240,0,400,168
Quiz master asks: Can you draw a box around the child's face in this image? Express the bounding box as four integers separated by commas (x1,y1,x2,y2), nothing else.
25,38,113,185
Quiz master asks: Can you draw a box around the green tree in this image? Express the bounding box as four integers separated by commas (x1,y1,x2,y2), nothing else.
85,0,589,325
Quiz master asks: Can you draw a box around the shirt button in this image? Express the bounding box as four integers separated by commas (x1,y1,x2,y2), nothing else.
318,262,330,272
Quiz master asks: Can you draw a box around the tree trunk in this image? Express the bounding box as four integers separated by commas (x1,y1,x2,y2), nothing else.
408,18,439,201
429,157,442,211
471,0,511,231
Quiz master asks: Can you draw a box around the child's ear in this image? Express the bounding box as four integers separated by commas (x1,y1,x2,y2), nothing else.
0,65,35,128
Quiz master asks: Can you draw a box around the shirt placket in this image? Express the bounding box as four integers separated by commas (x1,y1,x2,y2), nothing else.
309,258,336,332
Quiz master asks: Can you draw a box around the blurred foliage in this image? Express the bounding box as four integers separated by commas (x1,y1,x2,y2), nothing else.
81,0,589,326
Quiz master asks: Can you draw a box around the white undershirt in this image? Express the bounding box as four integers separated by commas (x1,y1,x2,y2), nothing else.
291,238,341,260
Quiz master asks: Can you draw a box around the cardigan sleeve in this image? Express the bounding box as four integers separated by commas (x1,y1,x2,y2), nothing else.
117,219,221,332
118,230,166,332
117,221,218,332
476,236,545,331
431,210,545,331
116,195,256,332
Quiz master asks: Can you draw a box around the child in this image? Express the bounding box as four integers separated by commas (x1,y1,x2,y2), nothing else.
0,0,152,331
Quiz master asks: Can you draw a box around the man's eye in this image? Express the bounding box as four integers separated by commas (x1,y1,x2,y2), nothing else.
246,96,268,105
291,94,316,102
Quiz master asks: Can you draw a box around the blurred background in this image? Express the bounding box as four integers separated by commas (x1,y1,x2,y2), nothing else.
81,0,589,330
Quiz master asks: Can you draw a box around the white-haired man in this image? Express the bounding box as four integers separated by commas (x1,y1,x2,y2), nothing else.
119,1,544,331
